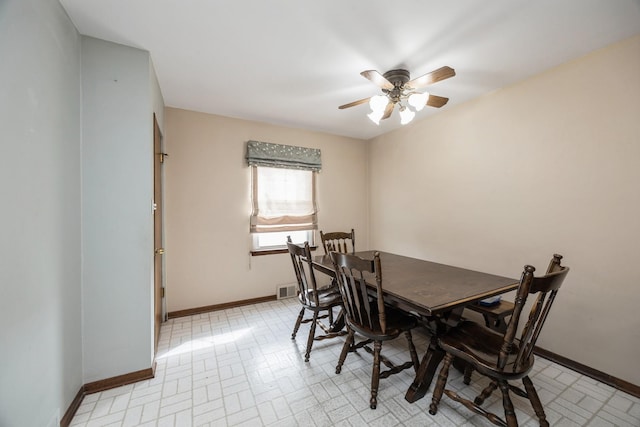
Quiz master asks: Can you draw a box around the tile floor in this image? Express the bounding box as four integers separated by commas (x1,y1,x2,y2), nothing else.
71,299,640,426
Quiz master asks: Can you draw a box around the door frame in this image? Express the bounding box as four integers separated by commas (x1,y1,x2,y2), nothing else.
153,113,166,353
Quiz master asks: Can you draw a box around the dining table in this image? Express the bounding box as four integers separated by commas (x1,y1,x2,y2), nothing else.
310,250,518,403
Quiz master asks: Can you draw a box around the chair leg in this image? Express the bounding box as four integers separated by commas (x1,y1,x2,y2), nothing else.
498,380,518,427
370,340,382,409
463,363,473,385
304,311,318,362
292,307,305,339
475,380,498,405
523,376,549,427
335,329,354,374
429,353,453,415
404,331,420,372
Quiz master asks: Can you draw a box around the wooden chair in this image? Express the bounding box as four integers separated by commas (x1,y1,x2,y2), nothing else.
330,251,420,409
320,228,355,254
286,239,346,362
319,229,355,322
428,254,570,426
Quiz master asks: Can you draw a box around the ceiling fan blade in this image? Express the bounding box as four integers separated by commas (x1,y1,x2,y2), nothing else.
381,101,394,120
426,94,449,108
405,66,456,89
361,70,394,90
338,97,371,109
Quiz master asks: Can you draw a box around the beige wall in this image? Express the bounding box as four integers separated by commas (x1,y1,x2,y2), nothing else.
164,35,639,385
368,35,640,385
164,108,368,312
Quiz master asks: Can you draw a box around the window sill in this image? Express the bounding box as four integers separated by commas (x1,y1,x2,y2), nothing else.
250,245,318,256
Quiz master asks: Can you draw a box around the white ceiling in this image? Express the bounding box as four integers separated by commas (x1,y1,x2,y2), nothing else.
59,0,640,140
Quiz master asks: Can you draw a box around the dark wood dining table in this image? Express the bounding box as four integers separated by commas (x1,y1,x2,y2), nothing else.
311,250,518,403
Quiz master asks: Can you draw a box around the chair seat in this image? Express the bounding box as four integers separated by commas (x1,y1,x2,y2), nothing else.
300,287,342,309
440,320,534,380
347,304,417,341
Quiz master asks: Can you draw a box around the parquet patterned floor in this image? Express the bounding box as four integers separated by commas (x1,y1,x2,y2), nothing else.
70,299,640,426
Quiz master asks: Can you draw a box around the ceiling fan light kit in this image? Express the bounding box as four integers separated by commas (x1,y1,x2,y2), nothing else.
339,66,455,126
408,92,428,111
367,109,384,125
399,105,415,125
369,95,389,112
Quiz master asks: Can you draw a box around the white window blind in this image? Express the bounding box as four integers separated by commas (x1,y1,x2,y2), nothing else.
250,166,317,233
246,140,321,234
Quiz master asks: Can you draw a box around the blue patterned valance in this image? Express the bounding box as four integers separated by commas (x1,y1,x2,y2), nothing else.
246,140,322,171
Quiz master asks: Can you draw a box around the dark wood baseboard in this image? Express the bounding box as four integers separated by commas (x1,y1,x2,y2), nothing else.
60,385,86,427
84,363,156,394
535,346,640,398
61,363,156,426
167,295,277,319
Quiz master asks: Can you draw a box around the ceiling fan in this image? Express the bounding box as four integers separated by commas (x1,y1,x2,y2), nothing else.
339,66,456,125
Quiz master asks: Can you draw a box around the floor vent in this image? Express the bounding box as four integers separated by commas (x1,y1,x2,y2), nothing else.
277,285,297,300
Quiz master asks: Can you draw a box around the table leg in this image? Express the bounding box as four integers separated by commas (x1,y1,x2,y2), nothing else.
405,334,444,403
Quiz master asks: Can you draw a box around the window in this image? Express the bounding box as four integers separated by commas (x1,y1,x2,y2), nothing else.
246,140,322,251
253,229,312,250
250,166,316,249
